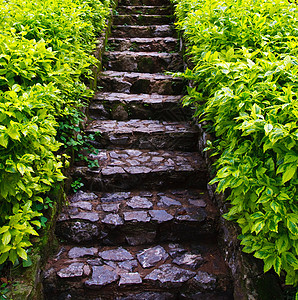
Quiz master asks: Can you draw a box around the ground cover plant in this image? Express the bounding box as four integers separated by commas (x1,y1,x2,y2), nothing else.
172,0,298,293
0,0,110,266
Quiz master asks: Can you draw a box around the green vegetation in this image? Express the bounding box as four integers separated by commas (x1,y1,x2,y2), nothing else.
0,0,110,266
172,0,298,291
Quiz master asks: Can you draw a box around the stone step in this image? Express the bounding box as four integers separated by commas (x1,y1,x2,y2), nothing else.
119,0,171,6
103,51,183,73
99,71,184,95
85,119,198,151
89,93,192,121
43,242,233,299
108,37,179,52
113,14,174,26
73,149,207,191
56,189,218,245
117,5,172,15
112,25,176,38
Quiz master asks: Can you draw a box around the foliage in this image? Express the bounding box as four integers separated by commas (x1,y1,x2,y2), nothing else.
172,0,298,290
0,0,110,265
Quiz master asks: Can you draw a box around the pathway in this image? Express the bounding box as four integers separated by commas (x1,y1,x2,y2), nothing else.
43,0,234,298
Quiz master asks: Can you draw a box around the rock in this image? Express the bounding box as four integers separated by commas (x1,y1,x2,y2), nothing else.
83,265,91,276
101,192,130,203
117,292,175,300
149,210,173,223
172,253,204,269
70,212,99,222
57,263,84,278
191,271,217,290
118,259,138,271
189,199,206,208
126,232,156,246
70,201,92,211
145,264,196,285
158,196,182,207
123,211,150,222
85,265,119,288
168,243,187,258
101,203,121,212
68,247,98,259
99,247,133,261
56,221,99,243
127,196,153,209
87,258,103,266
102,166,126,176
102,214,124,226
124,166,151,174
137,245,168,268
70,191,98,202
119,272,142,285
112,105,129,120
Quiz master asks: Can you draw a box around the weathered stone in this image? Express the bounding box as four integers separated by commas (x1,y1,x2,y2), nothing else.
102,166,126,175
137,245,168,268
172,253,204,269
56,221,99,243
101,192,130,203
123,211,150,222
83,265,91,276
57,263,84,278
168,243,187,258
126,232,156,246
189,199,206,208
191,271,217,290
102,214,124,226
101,203,121,212
118,259,138,271
116,292,175,300
99,247,133,261
70,191,98,202
119,272,142,286
70,201,93,211
149,210,173,223
85,266,119,288
145,264,196,285
70,212,99,222
158,196,181,207
127,196,153,209
68,247,98,259
124,166,152,174
87,258,103,266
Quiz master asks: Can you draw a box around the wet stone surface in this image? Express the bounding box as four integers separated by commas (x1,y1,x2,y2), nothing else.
57,263,84,278
99,247,134,261
172,253,204,270
119,272,142,285
85,265,119,288
68,247,98,259
137,245,168,268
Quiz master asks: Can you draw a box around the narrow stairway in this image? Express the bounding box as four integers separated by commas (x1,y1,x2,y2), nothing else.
43,0,234,299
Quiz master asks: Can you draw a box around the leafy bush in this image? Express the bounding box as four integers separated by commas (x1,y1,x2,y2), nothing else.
0,0,110,265
172,0,298,290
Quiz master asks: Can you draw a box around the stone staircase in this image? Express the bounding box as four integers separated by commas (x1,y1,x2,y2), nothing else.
43,0,234,299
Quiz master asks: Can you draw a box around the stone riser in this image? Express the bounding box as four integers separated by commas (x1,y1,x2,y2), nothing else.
119,0,171,6
108,37,179,52
89,101,192,122
117,6,172,15
112,25,176,38
103,52,183,73
113,15,174,25
43,242,233,300
99,72,184,95
75,169,207,192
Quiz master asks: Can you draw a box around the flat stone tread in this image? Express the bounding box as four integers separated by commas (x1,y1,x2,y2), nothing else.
93,92,182,103
86,119,197,134
79,149,206,175
105,51,180,57
45,242,231,289
109,37,178,43
101,71,182,81
57,189,215,224
115,14,173,17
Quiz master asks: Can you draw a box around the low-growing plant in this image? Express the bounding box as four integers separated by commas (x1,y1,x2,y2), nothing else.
172,0,298,293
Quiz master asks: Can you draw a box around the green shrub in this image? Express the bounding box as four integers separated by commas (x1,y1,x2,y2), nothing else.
172,0,298,290
0,0,110,265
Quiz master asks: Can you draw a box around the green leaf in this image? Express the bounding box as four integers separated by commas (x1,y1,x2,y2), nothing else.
23,256,32,267
0,252,9,264
7,124,20,140
17,247,27,260
2,231,11,246
283,252,298,269
276,235,290,253
282,165,297,183
17,163,26,176
273,256,282,276
0,133,8,148
264,255,275,273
